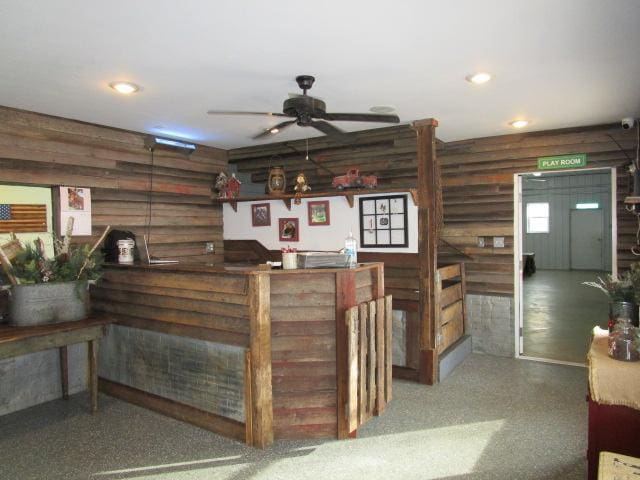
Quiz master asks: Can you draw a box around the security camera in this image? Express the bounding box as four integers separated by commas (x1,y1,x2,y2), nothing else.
622,118,635,129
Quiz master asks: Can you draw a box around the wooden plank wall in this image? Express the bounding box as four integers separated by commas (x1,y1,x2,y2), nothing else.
438,124,638,295
230,123,639,297
93,267,251,347
269,272,338,439
0,106,227,262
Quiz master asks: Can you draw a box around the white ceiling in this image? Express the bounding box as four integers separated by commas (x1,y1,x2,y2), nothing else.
1,0,639,149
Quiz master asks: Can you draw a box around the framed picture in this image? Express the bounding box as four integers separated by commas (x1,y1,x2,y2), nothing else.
308,200,330,226
251,203,271,227
359,194,408,247
278,217,299,242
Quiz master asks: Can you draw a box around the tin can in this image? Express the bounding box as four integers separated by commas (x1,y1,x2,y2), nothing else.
117,238,135,264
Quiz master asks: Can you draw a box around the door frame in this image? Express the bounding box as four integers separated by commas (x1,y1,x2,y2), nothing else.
513,167,617,362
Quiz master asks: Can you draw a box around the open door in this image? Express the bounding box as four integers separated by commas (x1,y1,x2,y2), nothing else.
514,175,524,355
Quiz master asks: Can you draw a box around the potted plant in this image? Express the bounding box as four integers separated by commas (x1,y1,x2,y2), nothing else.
583,265,640,328
0,224,109,326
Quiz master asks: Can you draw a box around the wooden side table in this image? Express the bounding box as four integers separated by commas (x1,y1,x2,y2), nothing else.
0,317,111,412
587,328,640,479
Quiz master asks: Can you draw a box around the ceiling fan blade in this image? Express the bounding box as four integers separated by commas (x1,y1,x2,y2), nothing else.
252,120,297,140
207,110,289,117
320,112,400,123
309,120,345,137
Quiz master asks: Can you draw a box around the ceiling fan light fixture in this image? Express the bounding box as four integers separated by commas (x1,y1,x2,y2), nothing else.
466,72,492,84
510,119,529,129
108,81,141,95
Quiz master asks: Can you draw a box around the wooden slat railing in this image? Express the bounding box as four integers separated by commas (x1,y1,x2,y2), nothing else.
435,263,467,353
343,295,392,435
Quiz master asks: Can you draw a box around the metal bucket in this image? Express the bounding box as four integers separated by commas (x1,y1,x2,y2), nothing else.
8,281,89,326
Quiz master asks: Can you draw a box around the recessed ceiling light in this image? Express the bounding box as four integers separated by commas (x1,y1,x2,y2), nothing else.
109,81,140,94
369,105,396,114
270,128,279,134
510,119,529,129
466,72,492,84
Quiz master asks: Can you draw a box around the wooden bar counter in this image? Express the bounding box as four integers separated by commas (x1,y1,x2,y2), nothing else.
92,262,391,447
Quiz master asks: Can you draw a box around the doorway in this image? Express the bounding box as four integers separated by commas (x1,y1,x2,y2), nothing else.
514,168,616,364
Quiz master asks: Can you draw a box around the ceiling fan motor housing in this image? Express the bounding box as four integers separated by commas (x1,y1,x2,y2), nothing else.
283,96,327,123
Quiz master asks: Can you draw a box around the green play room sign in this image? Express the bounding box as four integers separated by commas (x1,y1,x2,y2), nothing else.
537,153,587,170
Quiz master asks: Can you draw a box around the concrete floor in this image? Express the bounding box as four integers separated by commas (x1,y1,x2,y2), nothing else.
0,354,588,480
523,269,608,363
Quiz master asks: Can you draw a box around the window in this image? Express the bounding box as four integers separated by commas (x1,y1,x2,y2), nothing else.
576,203,599,209
359,194,408,247
526,202,549,233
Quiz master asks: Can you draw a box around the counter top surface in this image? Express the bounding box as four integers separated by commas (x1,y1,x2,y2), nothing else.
588,326,640,410
104,262,382,275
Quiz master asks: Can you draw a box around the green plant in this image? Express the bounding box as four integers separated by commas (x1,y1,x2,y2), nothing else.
0,239,103,285
583,263,640,302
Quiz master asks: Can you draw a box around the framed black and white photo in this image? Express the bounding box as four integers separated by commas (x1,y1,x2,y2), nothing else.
359,194,408,247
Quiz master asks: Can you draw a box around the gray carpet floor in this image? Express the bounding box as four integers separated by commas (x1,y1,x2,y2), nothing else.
0,354,588,480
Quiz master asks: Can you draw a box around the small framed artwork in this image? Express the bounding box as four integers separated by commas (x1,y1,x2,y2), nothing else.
251,203,271,227
278,218,299,242
308,200,330,226
359,194,408,247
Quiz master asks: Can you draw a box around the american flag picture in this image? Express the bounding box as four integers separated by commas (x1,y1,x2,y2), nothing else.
0,204,47,233
0,204,11,220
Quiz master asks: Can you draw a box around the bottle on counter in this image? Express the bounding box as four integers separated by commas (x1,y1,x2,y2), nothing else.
344,231,358,268
608,318,640,362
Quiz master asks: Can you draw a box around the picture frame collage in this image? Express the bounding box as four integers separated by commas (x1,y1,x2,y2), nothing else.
250,200,331,243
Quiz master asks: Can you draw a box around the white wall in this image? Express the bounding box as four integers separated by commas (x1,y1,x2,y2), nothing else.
522,170,612,270
223,192,418,253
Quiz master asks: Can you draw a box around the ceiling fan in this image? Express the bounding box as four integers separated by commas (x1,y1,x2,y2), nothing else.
207,75,400,140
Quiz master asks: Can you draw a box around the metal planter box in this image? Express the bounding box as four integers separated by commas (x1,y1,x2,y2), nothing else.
8,281,89,326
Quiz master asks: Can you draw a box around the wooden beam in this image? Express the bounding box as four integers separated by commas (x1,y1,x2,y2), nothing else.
335,270,357,439
413,118,439,385
243,350,253,446
99,378,245,441
248,272,273,447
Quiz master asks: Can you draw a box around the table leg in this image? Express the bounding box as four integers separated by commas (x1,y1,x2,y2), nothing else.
88,339,98,413
59,346,69,400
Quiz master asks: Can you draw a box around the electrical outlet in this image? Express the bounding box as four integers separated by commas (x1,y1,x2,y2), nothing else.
205,242,215,253
494,237,505,248
477,237,485,248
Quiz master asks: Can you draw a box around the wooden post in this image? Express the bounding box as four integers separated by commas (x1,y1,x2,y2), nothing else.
413,118,440,385
336,270,357,439
88,339,98,413
59,346,69,400
248,272,273,448
375,297,385,415
345,306,359,433
243,350,254,446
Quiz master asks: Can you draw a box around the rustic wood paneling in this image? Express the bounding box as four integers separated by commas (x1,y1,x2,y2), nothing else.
270,272,338,439
230,123,637,296
0,106,227,262
439,124,637,295
94,267,251,347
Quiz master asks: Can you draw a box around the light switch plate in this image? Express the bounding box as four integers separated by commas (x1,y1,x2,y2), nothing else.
494,236,505,248
205,242,215,253
477,237,485,248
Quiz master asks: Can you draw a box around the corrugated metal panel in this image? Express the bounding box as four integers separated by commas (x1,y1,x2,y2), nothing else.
522,171,612,271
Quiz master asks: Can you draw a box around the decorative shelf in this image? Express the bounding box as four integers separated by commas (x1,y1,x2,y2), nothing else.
624,196,640,205
213,188,418,211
